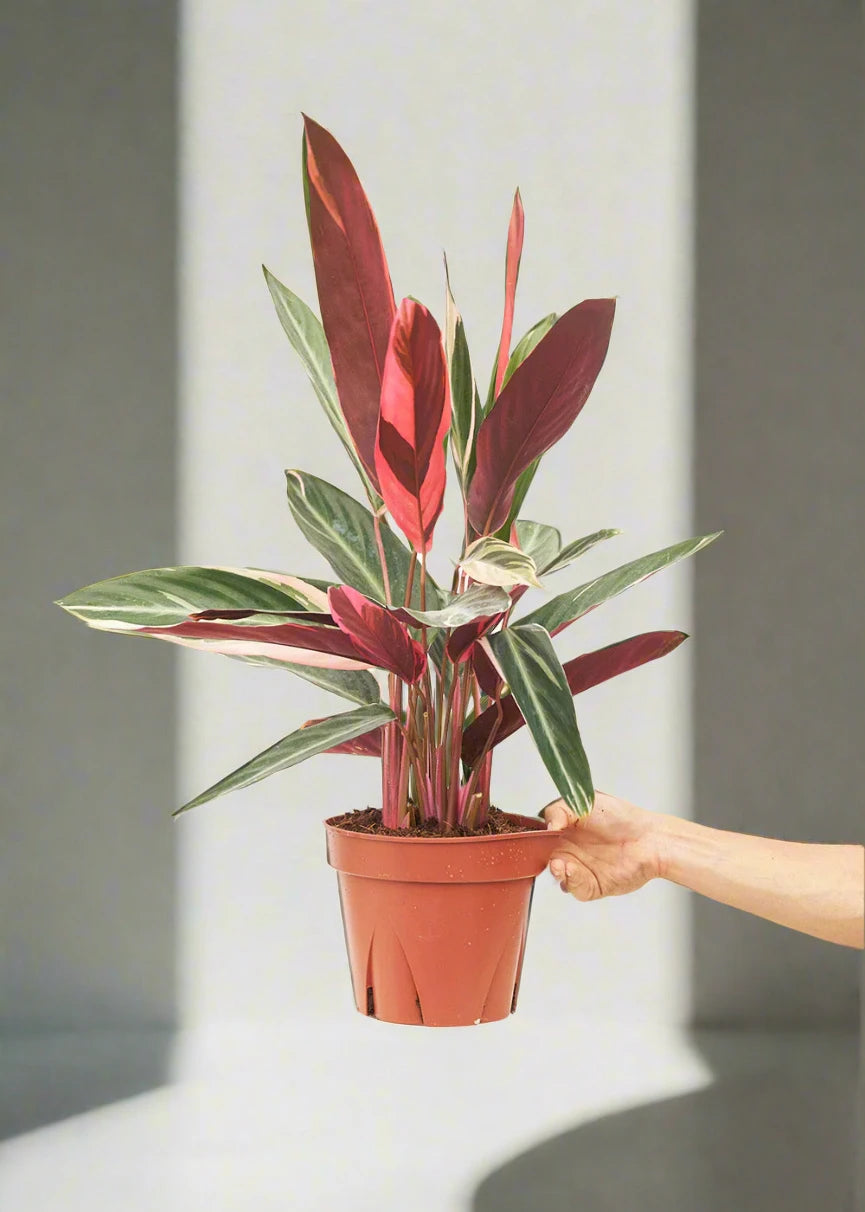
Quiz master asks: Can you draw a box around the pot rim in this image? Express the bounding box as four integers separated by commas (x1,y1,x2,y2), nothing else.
324,808,553,844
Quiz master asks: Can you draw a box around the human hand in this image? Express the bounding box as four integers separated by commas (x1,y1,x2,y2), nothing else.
543,791,662,900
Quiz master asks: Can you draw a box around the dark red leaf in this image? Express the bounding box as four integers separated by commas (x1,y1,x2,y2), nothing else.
191,608,334,625
493,189,525,397
374,298,450,553
328,585,426,683
446,613,506,664
303,116,396,488
302,717,383,756
461,630,686,765
470,641,505,699
468,299,616,534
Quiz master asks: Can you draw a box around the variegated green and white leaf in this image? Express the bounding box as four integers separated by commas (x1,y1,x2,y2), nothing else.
220,652,381,704
540,528,621,575
264,266,381,505
444,257,479,488
459,536,543,590
285,470,444,609
174,703,395,815
514,520,561,574
487,624,593,817
396,584,510,629
520,532,723,634
55,566,330,631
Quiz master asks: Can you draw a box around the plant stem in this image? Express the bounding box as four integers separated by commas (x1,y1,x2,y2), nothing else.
403,551,417,608
459,688,503,825
372,510,392,606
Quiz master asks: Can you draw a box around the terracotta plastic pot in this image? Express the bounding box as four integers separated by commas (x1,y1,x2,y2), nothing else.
324,812,558,1027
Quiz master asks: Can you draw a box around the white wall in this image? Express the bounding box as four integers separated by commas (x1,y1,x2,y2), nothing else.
178,0,695,1030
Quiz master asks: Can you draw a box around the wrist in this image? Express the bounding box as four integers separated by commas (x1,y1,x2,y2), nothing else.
645,812,699,884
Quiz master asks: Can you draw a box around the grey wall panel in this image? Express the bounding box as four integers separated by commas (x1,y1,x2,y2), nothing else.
1,2,178,1043
693,0,864,1026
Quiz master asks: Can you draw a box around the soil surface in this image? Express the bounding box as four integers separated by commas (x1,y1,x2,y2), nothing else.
329,806,539,838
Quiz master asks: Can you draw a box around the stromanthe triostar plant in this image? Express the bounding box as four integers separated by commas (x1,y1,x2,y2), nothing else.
56,116,720,832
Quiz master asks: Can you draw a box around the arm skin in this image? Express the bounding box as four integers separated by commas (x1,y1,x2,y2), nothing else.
544,794,865,949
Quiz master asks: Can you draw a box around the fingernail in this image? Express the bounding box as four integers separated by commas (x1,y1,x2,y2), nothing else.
565,863,577,881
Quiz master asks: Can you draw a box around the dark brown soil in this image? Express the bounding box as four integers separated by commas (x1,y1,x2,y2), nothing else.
329,806,539,837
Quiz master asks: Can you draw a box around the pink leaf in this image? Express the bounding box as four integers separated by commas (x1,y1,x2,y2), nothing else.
303,116,396,488
462,630,687,765
468,299,616,534
139,618,376,671
374,298,451,553
328,585,426,683
493,189,525,398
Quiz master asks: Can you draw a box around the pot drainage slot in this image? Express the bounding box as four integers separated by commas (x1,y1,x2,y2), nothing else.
366,986,376,1017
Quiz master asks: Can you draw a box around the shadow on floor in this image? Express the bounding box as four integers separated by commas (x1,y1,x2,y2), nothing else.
472,1032,859,1212
0,1031,175,1140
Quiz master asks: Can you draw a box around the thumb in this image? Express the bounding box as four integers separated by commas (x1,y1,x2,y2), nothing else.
543,798,573,831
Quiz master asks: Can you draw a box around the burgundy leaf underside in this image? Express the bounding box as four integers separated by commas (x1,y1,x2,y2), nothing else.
470,642,505,699
461,630,687,765
468,299,616,535
303,115,396,488
191,608,335,625
446,613,507,664
328,584,426,683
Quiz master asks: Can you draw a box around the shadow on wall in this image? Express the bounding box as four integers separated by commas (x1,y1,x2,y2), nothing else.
1,3,179,1137
472,1032,859,1212
476,0,864,1206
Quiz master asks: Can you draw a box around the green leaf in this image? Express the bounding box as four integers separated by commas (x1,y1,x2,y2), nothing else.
520,532,723,634
174,703,395,815
459,536,543,590
444,257,478,490
541,528,621,575
263,267,380,506
285,470,443,609
514,520,561,573
397,584,510,628
487,624,593,816
55,565,330,630
501,313,557,390
216,651,381,704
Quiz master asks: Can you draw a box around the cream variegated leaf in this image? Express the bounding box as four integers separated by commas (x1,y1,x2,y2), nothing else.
55,566,331,630
459,536,543,590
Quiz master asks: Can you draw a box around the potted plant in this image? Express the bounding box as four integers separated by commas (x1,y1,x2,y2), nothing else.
56,116,719,1027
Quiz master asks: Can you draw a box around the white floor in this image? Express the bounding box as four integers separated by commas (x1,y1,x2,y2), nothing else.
0,1021,859,1211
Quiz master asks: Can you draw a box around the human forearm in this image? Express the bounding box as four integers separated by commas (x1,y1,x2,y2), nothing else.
653,816,864,948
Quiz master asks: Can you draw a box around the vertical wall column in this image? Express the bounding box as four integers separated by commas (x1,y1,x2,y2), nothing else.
1,1,179,1131
693,0,865,1026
